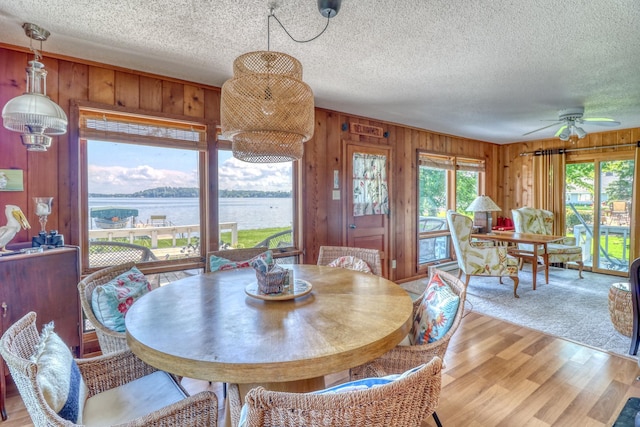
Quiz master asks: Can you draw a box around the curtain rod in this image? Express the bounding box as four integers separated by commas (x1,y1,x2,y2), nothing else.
519,141,640,156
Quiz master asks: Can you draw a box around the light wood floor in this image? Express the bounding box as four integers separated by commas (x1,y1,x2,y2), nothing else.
3,310,640,426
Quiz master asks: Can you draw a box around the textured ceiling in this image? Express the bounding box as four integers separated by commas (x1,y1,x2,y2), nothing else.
1,0,639,144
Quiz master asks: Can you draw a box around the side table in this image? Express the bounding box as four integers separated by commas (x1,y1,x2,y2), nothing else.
608,282,633,337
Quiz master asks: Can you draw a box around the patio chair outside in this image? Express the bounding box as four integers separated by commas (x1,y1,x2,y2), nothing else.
89,240,158,268
255,229,293,249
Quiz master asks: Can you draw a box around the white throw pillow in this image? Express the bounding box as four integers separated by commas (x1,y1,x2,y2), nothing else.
30,322,88,424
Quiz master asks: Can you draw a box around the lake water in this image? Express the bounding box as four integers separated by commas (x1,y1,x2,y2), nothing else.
88,197,293,230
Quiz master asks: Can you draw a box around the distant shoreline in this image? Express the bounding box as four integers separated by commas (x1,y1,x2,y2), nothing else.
89,195,291,198
89,186,291,198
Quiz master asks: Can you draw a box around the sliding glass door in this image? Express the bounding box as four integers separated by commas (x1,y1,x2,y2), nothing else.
566,157,634,275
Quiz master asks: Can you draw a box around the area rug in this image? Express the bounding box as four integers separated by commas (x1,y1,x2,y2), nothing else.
401,265,635,360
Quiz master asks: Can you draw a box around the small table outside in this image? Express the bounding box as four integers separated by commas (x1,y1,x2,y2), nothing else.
472,231,564,290
125,264,413,424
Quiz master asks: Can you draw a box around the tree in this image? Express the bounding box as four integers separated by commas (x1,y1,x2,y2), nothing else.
603,160,634,201
565,163,594,195
419,167,445,216
455,170,478,212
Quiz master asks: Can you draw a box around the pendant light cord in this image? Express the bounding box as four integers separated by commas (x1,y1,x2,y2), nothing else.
268,10,331,50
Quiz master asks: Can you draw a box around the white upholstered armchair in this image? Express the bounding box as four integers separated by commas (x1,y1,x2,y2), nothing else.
446,210,520,297
511,207,584,278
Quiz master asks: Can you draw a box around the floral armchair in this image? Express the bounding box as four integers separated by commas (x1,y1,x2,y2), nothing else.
511,207,583,278
446,211,520,298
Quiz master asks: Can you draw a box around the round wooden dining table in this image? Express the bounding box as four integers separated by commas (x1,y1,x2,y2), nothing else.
125,264,413,393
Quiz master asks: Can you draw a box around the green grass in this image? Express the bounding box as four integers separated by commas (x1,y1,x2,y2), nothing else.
220,227,290,248
96,226,291,250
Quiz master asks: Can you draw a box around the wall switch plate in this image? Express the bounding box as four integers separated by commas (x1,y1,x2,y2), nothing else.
332,190,340,200
391,259,397,268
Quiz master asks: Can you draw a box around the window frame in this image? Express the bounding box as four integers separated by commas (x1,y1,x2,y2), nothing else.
416,150,486,271
215,139,303,263
70,100,216,275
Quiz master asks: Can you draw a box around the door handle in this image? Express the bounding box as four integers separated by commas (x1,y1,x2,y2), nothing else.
349,224,357,229
1,302,6,318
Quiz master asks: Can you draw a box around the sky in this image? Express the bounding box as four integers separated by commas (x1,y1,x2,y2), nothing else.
87,141,292,194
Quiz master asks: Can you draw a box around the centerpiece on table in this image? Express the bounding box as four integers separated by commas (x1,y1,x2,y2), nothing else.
250,251,292,294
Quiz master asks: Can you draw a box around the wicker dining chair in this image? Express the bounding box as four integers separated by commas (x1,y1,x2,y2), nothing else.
350,269,466,379
227,357,442,427
78,262,159,354
0,312,218,427
316,245,383,276
206,248,271,272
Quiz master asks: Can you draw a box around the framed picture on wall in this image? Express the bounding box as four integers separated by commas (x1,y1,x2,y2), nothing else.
0,169,24,191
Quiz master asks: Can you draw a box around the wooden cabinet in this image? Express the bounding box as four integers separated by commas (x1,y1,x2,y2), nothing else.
0,246,81,421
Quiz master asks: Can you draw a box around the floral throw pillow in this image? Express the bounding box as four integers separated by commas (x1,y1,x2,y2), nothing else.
91,266,152,333
410,273,460,345
326,256,372,274
210,251,273,273
248,250,274,273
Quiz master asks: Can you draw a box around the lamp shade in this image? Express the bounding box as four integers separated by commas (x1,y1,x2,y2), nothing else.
558,126,571,141
2,58,68,151
466,195,501,212
221,51,314,163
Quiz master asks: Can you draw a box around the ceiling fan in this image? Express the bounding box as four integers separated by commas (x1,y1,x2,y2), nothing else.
523,107,620,141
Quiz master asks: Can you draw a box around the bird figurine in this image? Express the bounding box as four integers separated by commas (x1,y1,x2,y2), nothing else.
0,205,31,252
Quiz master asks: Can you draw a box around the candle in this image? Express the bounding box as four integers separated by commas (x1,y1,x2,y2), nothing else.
36,202,50,216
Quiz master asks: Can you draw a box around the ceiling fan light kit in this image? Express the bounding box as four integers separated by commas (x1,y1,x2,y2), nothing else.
523,106,620,142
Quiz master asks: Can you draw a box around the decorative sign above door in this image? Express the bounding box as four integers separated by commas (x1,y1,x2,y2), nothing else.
349,123,384,138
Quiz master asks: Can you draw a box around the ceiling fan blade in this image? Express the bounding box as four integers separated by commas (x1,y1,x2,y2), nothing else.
582,118,621,127
522,121,563,136
554,125,568,137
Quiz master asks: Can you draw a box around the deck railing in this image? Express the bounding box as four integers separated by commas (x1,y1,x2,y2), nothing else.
88,222,238,248
572,224,629,270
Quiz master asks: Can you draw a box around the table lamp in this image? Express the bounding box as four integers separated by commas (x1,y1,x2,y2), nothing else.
466,195,501,233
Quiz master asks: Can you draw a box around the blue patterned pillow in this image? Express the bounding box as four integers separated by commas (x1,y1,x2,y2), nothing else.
91,266,152,333
315,364,423,394
31,322,88,423
410,274,460,345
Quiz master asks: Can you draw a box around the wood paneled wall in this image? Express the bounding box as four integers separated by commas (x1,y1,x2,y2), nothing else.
2,45,637,282
302,112,497,281
496,130,640,212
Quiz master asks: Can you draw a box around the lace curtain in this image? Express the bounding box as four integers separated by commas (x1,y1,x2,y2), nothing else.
353,153,389,216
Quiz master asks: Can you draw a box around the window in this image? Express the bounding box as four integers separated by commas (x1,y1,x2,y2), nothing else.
79,107,208,273
417,153,485,267
216,145,300,263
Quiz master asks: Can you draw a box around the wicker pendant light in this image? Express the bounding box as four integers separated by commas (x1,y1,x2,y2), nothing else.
220,0,342,163
221,51,314,163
